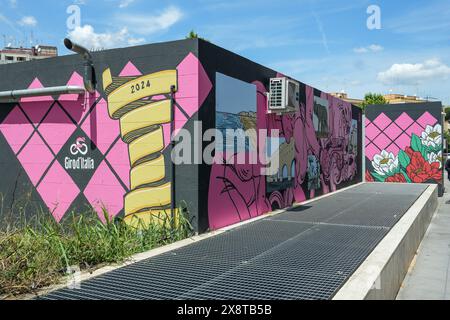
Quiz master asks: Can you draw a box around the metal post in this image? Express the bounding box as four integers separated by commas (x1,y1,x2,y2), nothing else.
170,85,176,223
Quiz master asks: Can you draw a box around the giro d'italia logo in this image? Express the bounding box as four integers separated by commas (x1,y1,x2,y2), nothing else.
70,137,89,156
64,136,95,171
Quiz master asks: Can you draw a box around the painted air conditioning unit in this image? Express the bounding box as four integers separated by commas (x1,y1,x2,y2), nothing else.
267,77,300,114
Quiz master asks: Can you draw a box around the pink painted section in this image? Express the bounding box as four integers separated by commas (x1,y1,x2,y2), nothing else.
176,53,212,118
20,78,54,102
59,72,86,101
37,161,80,222
21,101,53,125
17,133,54,186
0,106,34,154
84,161,126,221
105,139,130,189
208,153,269,230
38,104,77,154
81,98,120,154
119,61,142,77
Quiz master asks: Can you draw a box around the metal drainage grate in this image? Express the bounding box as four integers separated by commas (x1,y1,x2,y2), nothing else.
39,183,427,300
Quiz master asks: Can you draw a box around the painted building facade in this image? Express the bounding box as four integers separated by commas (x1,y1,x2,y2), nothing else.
0,39,363,233
365,102,444,196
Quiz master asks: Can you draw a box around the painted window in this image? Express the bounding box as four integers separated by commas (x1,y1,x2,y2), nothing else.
313,96,329,138
215,73,257,153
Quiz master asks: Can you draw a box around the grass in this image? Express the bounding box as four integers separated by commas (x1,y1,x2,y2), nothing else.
0,205,193,298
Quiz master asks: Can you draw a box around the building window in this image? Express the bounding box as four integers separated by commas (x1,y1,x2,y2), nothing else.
313,96,329,138
16,57,26,62
5,56,14,61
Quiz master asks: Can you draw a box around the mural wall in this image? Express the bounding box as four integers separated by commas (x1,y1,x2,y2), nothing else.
365,102,444,196
0,41,208,230
0,39,363,233
202,41,363,230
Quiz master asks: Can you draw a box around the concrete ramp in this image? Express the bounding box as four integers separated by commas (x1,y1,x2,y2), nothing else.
38,183,437,300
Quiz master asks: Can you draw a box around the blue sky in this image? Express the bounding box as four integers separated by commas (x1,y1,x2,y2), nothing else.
1,0,449,104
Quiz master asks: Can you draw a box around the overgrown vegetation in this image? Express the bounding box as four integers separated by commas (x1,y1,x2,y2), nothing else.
358,93,388,112
0,206,193,298
186,30,209,41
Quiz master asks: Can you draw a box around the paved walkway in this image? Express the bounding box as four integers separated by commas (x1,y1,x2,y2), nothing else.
397,179,450,300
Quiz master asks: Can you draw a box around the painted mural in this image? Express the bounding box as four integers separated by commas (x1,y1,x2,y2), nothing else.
0,39,362,233
365,104,443,194
0,50,212,226
208,75,360,229
102,68,177,226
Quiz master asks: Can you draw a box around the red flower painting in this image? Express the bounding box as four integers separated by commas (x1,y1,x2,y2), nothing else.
365,170,374,182
406,150,442,183
385,173,407,183
368,130,443,185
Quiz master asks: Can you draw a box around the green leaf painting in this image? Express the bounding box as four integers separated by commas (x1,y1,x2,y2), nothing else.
398,150,410,169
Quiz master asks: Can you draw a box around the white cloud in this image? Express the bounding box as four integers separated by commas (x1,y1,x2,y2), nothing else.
353,44,383,54
119,0,134,8
117,5,183,35
67,25,144,50
377,58,450,85
18,16,37,27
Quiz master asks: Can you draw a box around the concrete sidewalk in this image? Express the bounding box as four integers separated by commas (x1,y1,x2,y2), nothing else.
397,179,450,300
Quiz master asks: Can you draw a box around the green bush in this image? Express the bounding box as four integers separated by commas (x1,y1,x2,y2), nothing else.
0,207,193,298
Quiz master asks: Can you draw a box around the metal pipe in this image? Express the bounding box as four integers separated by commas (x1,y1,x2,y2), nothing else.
170,85,176,224
64,38,92,62
0,86,86,102
64,38,96,93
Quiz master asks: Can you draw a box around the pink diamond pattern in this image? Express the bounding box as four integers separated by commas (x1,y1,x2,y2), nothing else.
84,161,126,222
395,113,414,130
366,143,381,161
395,133,411,150
17,133,54,186
384,122,402,140
386,143,400,155
365,122,381,141
372,133,390,151
176,52,213,118
105,139,130,189
366,111,440,164
416,111,438,128
20,78,54,124
37,161,79,222
365,136,371,148
373,113,392,131
81,98,120,154
0,106,34,154
37,104,77,154
405,122,424,137
2,56,213,223
21,101,53,126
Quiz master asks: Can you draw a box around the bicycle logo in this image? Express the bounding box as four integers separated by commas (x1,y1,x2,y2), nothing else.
70,137,88,156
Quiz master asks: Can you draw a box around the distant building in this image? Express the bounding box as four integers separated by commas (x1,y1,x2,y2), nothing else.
330,92,364,105
383,93,427,104
0,45,58,64
331,92,430,106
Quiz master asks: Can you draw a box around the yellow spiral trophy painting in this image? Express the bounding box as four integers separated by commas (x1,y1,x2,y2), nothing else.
102,68,178,227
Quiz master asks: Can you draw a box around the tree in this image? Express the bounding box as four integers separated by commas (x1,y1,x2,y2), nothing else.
445,106,450,122
359,93,387,112
186,30,199,39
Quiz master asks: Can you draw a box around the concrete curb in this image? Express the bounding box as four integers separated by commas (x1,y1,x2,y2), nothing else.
333,184,438,300
20,182,364,300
